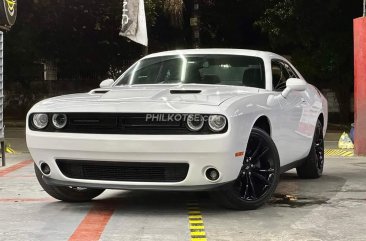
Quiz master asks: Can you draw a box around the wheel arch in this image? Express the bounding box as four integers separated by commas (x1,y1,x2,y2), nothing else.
252,115,272,137
318,113,324,127
317,113,327,136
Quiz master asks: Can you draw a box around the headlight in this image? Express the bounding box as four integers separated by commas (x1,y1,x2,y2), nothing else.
208,115,227,132
187,114,204,131
52,114,67,129
32,114,49,129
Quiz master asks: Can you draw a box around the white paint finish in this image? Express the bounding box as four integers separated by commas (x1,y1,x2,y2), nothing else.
26,49,328,190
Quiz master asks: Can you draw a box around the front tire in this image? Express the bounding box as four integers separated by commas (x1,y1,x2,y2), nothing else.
34,164,105,202
214,127,280,210
296,120,324,179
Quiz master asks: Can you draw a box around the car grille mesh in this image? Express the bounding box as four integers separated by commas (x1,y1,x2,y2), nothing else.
56,160,189,182
66,113,191,134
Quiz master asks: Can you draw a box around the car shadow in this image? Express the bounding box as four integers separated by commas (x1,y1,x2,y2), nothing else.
39,172,347,216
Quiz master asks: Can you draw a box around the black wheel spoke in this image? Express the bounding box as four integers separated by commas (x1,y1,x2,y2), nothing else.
238,172,250,200
255,147,269,162
258,168,274,174
248,173,257,199
243,174,250,199
243,183,249,199
252,172,271,185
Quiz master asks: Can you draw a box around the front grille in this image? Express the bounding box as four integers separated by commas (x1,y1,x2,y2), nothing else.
29,113,228,134
68,113,185,134
56,159,189,182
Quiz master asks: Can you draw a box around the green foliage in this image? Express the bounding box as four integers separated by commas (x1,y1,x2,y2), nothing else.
4,0,193,81
256,0,356,81
256,0,361,123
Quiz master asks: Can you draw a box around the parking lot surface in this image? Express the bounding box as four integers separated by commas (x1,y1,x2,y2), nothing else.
0,128,365,241
1,153,365,241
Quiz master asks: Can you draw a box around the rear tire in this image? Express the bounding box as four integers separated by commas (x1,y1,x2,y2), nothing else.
296,120,324,179
214,128,280,210
34,164,105,202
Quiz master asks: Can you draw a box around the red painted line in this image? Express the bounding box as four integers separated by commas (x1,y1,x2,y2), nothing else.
68,204,115,241
0,160,33,177
0,198,53,203
0,174,35,178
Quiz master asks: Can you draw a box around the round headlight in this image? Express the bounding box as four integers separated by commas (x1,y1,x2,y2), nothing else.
32,114,49,129
187,114,204,132
208,115,227,132
52,114,67,129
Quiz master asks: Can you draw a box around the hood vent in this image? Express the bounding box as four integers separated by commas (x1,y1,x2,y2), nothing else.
90,89,110,95
170,90,201,94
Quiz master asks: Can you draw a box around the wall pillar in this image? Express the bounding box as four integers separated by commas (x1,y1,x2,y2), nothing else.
354,17,366,155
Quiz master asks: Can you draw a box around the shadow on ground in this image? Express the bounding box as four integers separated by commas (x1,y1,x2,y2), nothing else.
38,172,347,215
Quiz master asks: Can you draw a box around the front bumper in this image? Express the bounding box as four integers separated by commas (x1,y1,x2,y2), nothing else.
27,130,245,190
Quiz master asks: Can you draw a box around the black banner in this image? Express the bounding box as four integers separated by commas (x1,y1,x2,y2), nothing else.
0,0,17,30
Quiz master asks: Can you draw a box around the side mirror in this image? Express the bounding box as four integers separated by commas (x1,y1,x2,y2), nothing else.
286,78,307,91
268,78,307,106
281,78,307,98
99,79,115,88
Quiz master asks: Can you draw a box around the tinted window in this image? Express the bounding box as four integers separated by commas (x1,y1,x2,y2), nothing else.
116,54,266,88
272,60,300,91
272,61,288,91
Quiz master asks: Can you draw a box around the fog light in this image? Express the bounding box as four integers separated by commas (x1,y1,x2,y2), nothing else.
206,168,220,181
40,163,51,175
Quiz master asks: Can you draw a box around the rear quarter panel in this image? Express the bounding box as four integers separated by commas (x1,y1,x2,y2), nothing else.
219,85,327,168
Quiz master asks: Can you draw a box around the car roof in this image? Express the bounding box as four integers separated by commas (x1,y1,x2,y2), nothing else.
143,48,284,60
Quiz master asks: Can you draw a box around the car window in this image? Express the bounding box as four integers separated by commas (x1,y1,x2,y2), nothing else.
272,61,289,91
283,62,299,78
272,60,300,91
115,55,266,88
119,59,183,85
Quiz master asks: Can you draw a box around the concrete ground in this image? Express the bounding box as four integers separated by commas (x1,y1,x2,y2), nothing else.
1,128,365,241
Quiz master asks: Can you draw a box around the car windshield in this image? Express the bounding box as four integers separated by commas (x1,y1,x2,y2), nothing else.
115,54,266,88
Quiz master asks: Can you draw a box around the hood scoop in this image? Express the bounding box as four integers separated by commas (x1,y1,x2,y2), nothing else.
90,89,110,95
170,89,202,94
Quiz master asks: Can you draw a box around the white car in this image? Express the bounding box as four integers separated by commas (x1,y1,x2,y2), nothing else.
26,49,328,210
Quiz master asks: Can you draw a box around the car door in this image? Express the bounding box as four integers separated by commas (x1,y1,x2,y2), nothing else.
271,60,311,165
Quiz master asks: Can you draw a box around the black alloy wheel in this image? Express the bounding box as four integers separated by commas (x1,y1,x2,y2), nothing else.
297,120,324,178
214,127,280,210
314,121,325,171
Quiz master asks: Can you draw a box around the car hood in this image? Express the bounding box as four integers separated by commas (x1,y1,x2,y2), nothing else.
43,84,260,107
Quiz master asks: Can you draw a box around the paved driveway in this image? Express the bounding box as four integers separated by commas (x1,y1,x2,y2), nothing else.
0,153,365,241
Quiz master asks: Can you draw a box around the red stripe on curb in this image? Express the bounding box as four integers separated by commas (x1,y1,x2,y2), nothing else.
0,160,33,177
68,204,115,241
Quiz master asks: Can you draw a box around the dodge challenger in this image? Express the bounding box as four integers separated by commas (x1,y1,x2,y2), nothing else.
26,49,328,210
